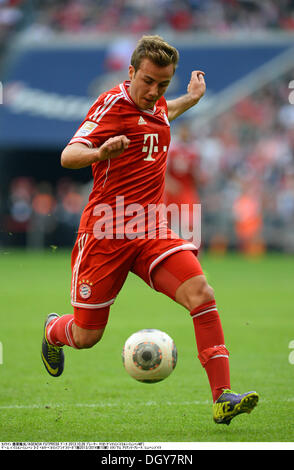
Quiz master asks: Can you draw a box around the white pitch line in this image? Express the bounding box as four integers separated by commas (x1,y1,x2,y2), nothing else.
0,397,293,410
0,400,210,410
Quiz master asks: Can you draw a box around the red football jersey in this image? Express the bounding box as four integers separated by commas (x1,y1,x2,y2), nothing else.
69,80,171,237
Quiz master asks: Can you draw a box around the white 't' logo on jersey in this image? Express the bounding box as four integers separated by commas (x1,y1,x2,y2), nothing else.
142,133,159,161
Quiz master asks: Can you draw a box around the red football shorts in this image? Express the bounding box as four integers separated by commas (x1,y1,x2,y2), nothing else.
71,230,203,329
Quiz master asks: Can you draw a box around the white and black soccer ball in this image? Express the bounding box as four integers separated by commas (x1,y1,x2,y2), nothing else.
122,329,177,383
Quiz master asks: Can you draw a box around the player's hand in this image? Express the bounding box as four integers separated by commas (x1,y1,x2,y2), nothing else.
98,135,131,161
187,70,206,104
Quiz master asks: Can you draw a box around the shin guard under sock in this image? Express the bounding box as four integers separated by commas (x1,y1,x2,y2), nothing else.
190,301,230,401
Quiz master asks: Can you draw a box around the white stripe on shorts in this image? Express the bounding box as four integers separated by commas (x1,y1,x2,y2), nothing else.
71,233,89,304
148,243,197,288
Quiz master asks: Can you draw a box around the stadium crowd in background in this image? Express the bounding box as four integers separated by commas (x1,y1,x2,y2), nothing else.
1,1,294,49
8,0,294,39
196,67,294,254
1,176,86,248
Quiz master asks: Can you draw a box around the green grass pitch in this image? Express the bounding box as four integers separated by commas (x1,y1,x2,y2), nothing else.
0,249,293,443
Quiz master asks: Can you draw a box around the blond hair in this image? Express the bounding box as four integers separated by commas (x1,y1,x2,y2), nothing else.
131,35,179,73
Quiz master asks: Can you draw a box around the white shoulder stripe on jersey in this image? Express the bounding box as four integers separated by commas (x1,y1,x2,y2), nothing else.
89,92,123,123
90,93,115,121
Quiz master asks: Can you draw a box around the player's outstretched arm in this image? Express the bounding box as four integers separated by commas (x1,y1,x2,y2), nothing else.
61,135,131,169
167,70,206,122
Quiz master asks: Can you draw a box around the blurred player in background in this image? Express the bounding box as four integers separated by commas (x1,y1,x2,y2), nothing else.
41,35,258,425
164,121,201,245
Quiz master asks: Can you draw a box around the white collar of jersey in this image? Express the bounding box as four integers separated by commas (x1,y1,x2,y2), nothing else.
120,81,157,115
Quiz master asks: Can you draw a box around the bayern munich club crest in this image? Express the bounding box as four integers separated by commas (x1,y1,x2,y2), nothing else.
78,279,92,299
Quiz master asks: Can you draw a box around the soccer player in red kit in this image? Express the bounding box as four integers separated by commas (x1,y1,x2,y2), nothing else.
41,35,258,425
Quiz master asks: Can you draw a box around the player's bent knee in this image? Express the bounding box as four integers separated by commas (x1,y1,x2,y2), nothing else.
175,275,215,311
72,325,105,349
200,282,215,302
75,336,100,349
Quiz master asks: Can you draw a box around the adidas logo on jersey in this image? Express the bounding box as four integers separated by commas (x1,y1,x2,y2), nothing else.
138,116,147,125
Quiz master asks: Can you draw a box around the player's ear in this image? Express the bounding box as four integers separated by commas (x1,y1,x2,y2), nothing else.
128,65,135,80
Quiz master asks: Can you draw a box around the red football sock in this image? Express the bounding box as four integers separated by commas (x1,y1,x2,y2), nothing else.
190,300,231,402
46,314,78,349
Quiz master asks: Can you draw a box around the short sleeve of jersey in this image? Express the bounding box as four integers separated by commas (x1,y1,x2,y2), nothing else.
68,91,123,148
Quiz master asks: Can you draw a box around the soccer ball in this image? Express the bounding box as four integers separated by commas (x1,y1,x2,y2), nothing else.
122,329,177,383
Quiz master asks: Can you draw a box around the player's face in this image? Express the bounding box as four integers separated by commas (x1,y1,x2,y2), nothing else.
128,58,174,110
